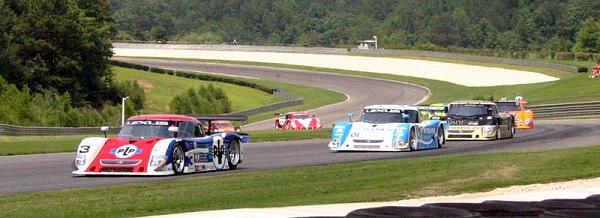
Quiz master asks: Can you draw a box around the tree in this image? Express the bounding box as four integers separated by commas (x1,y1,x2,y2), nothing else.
0,0,114,107
574,18,600,53
497,31,524,51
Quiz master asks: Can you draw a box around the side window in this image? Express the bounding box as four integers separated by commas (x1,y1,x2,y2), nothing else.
194,124,204,137
178,121,195,138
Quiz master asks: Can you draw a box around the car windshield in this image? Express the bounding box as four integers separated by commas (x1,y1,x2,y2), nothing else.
359,109,418,123
292,114,310,119
212,122,232,127
495,102,519,112
449,104,494,117
118,120,174,139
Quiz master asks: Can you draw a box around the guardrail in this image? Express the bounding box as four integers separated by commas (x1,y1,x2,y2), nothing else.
530,101,600,118
0,124,121,136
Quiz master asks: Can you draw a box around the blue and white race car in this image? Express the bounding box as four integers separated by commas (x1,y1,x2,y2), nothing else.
328,105,446,152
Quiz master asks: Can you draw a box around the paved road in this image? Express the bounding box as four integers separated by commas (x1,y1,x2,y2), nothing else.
112,57,429,130
1,120,598,195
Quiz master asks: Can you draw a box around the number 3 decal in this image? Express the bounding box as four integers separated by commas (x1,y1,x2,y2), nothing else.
78,145,90,153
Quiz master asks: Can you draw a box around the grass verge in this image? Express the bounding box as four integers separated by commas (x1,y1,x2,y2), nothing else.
0,129,332,156
2,145,600,217
113,66,280,114
113,66,347,123
140,57,600,105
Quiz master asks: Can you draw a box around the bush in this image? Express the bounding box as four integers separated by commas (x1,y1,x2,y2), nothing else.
169,84,231,114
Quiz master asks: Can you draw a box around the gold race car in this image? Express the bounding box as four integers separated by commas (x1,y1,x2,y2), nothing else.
445,100,515,140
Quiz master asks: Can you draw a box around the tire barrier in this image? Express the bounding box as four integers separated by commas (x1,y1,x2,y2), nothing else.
530,101,600,118
330,194,600,218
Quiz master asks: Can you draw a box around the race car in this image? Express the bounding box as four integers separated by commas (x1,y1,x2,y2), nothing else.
328,105,446,152
495,100,534,129
72,114,249,176
446,100,515,140
205,119,241,133
275,111,322,130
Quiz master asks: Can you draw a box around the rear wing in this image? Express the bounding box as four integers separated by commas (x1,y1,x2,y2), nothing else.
188,115,248,135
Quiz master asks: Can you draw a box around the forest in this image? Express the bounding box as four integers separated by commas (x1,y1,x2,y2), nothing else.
110,0,600,53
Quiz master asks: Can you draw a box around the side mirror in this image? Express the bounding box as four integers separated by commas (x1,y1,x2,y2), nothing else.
100,126,109,138
347,113,353,122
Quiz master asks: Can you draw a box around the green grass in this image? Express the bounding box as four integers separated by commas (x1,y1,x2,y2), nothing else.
142,57,600,105
0,135,96,156
113,66,280,114
3,145,600,217
0,129,332,156
113,66,347,123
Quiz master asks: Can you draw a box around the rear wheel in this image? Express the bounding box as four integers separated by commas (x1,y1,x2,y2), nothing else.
227,140,241,169
437,126,445,148
172,145,185,175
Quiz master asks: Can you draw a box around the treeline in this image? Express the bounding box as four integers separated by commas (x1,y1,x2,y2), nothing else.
110,0,600,53
0,0,147,126
0,76,144,127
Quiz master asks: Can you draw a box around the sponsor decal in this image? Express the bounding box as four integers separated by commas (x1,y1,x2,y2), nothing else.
111,145,142,158
127,120,169,126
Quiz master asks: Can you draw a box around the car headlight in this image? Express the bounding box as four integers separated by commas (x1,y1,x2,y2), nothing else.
484,127,495,135
395,140,407,148
75,154,85,166
150,155,167,166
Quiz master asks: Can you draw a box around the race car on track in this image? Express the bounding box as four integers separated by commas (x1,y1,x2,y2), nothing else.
204,119,241,133
446,100,515,140
72,114,249,176
328,105,446,152
495,100,534,129
275,111,322,130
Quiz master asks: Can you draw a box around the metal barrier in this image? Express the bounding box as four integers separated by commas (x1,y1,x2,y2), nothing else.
0,124,121,136
530,101,600,118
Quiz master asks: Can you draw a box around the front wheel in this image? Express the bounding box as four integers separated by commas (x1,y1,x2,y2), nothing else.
409,128,418,151
172,144,185,175
227,140,241,169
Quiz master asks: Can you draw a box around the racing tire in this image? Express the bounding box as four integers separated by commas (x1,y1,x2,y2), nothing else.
172,144,185,175
509,126,515,138
227,140,241,169
409,128,418,151
436,126,445,148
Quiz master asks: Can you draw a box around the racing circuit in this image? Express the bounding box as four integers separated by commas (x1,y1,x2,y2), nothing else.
1,60,599,195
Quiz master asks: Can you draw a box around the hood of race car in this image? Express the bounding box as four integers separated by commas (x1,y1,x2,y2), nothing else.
347,122,408,140
85,137,167,173
332,121,409,146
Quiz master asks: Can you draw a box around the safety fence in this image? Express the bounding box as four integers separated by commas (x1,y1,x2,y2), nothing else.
0,98,302,136
0,124,121,136
530,101,600,118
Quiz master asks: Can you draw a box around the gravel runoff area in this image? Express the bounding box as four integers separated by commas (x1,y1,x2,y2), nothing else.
145,177,600,218
112,48,559,87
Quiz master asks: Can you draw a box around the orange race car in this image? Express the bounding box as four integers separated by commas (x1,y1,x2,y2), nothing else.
204,119,241,133
495,100,534,129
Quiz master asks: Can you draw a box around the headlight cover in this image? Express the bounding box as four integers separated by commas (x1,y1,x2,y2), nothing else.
484,126,495,136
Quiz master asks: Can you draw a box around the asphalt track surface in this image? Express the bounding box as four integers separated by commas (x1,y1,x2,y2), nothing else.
112,57,430,130
1,120,599,195
2,59,599,195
